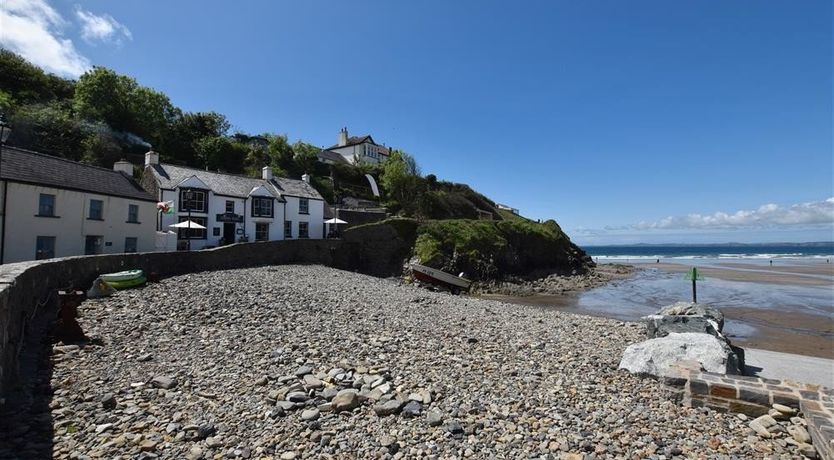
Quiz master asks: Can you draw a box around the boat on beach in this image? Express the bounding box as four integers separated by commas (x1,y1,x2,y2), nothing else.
100,269,147,290
410,263,471,294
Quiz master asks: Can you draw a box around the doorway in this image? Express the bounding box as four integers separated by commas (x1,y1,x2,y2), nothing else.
223,223,236,244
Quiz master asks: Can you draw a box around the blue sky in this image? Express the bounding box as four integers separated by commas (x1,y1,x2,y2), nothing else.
2,0,832,244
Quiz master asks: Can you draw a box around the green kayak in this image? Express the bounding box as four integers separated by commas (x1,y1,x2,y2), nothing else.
106,275,147,290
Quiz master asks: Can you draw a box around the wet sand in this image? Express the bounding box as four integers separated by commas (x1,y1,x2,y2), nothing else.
651,262,833,286
480,261,834,359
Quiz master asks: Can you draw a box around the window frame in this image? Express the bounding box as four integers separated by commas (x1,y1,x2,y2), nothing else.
35,236,56,260
124,237,138,253
298,198,309,215
225,200,235,213
37,193,56,217
284,221,292,238
179,189,208,213
255,223,269,241
298,221,309,239
88,199,104,220
127,204,140,223
251,197,274,218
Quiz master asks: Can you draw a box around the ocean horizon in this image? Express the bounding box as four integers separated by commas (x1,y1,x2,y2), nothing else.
582,242,834,260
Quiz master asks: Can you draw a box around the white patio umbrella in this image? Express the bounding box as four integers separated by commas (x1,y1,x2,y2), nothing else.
169,220,206,229
324,218,347,225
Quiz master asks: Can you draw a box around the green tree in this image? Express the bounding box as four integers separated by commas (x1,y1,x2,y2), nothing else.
381,150,425,216
265,134,294,176
9,102,88,160
0,49,74,106
160,111,230,165
292,141,320,176
194,136,248,173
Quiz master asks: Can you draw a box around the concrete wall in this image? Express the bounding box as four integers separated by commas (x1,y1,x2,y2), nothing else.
0,238,343,401
1,181,157,263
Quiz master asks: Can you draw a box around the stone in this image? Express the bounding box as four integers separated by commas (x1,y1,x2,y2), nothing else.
322,387,339,400
445,420,464,437
644,314,721,339
286,392,309,403
303,374,323,389
279,452,296,460
787,425,810,444
301,409,320,421
137,353,153,362
205,437,222,448
276,401,296,411
407,392,423,403
797,443,818,459
295,365,313,377
772,403,797,415
426,410,443,427
618,332,743,377
768,408,789,421
86,277,116,298
186,446,204,460
748,420,771,438
139,440,157,451
402,400,422,417
151,375,178,389
373,399,403,416
95,423,114,433
101,393,117,410
332,390,360,412
655,302,725,331
254,376,268,386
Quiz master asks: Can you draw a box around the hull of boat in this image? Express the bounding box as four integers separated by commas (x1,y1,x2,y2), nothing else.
410,264,471,291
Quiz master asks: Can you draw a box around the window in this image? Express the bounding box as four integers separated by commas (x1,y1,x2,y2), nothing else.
299,222,309,239
284,221,292,238
252,197,273,217
299,198,309,214
177,216,207,240
180,189,207,212
127,204,139,223
255,223,269,241
225,200,235,213
88,199,103,220
213,227,221,236
124,237,138,253
38,194,56,216
35,236,55,260
84,235,103,255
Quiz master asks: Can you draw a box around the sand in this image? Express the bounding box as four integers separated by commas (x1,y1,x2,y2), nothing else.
651,262,834,286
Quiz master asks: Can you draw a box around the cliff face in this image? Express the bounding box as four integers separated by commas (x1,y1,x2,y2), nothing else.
342,218,592,280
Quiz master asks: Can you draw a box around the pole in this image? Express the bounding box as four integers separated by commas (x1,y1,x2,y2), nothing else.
692,278,697,303
186,188,192,251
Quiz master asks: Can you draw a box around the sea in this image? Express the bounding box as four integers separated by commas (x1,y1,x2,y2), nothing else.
583,243,834,261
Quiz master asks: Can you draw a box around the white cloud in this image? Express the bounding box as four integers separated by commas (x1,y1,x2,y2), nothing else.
75,6,131,45
0,0,90,76
576,198,834,236
628,198,834,230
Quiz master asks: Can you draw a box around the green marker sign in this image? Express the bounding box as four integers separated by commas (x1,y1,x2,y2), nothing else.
685,267,704,302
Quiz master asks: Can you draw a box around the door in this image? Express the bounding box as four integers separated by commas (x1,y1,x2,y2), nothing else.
223,223,235,244
85,235,103,255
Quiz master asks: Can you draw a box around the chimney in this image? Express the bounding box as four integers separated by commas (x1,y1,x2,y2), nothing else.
144,149,159,167
113,159,133,176
301,173,310,184
262,166,273,181
338,127,348,147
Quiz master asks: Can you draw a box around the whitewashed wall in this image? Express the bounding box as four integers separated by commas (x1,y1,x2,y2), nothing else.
1,181,156,263
283,196,324,239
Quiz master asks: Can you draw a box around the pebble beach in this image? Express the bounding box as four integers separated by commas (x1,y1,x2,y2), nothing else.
0,265,815,459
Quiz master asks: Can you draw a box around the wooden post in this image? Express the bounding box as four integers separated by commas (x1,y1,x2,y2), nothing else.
692,277,697,303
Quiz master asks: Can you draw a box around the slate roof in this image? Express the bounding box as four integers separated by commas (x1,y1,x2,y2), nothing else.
317,149,350,165
0,146,155,201
146,163,323,200
327,134,379,150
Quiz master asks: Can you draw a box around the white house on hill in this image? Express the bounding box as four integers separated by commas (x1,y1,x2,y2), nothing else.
0,146,158,263
318,127,390,166
140,150,325,250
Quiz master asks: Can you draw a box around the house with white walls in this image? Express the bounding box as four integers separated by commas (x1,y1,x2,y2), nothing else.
0,146,157,263
140,150,325,250
319,127,390,166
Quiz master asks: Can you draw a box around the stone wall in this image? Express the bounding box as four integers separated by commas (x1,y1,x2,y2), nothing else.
0,239,343,400
664,361,833,459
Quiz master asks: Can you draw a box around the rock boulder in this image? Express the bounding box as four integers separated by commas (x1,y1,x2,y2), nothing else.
618,332,743,377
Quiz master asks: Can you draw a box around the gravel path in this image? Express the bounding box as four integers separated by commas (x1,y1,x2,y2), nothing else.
3,265,806,459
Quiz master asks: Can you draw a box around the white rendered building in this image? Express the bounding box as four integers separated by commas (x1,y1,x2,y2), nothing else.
0,146,158,263
318,127,390,166
140,150,325,250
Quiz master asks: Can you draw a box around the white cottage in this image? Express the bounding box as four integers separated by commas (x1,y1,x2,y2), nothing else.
140,150,325,250
0,146,158,263
318,127,390,166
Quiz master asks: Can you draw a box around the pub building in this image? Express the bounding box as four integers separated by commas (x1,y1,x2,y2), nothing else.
140,149,325,250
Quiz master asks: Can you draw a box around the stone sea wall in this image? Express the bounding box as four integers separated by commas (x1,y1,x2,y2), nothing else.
0,239,346,400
